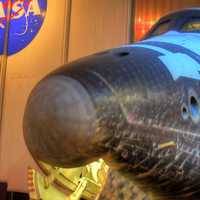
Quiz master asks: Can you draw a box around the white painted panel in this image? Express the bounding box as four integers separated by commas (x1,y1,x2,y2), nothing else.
0,0,69,192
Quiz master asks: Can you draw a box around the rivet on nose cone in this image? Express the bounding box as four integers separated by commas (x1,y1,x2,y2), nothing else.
23,75,98,168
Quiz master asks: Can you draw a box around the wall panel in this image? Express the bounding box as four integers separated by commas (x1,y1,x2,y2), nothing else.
0,0,132,193
69,0,131,61
0,0,69,192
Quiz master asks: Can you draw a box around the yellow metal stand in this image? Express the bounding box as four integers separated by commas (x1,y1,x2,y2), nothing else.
27,159,109,200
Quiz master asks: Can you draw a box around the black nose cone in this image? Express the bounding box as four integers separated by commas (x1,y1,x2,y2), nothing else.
23,75,97,168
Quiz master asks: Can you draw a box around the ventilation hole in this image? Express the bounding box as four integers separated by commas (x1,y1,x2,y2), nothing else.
191,96,197,106
116,52,130,57
181,105,189,120
190,96,200,122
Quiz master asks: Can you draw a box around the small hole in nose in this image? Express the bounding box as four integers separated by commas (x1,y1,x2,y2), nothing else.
181,105,189,120
116,52,130,57
191,96,197,105
190,96,200,122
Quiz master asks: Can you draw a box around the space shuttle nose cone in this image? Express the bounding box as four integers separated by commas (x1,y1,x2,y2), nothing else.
23,75,97,168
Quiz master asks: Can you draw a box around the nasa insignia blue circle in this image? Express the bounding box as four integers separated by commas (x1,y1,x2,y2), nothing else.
0,0,47,55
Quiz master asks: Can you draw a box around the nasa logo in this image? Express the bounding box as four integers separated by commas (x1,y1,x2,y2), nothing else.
0,0,47,55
